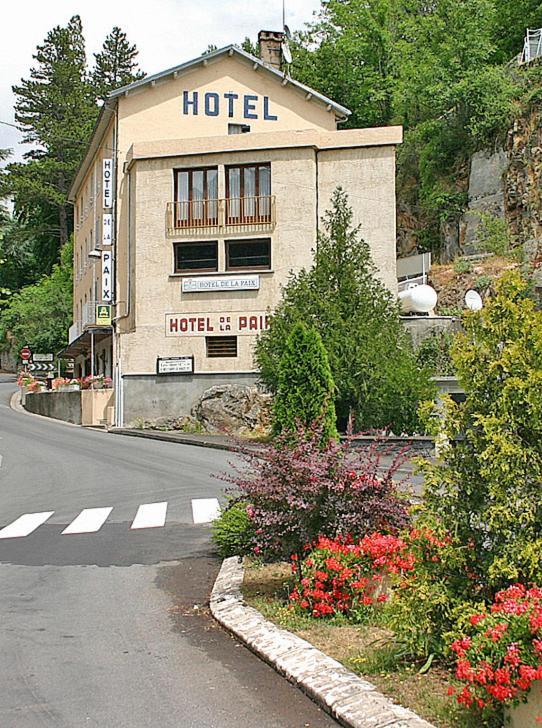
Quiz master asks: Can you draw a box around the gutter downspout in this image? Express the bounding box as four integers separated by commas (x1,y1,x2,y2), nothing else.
314,147,319,252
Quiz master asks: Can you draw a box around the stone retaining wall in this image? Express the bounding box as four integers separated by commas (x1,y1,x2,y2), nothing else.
24,390,82,424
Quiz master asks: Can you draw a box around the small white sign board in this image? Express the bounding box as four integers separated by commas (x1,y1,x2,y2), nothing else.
156,356,194,375
182,275,260,293
102,214,112,246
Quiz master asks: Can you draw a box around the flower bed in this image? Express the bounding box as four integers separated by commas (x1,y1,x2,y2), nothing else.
289,533,414,620
242,559,477,728
241,528,542,727
450,584,542,721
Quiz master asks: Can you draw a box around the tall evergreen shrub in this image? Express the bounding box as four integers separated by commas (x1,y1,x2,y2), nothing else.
272,322,338,442
256,188,434,433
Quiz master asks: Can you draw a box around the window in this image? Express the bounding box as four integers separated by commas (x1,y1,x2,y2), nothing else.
228,123,250,135
226,163,271,223
174,167,218,228
206,336,238,358
226,238,271,270
174,241,218,273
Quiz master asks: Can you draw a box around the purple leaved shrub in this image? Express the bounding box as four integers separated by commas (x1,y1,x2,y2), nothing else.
218,423,411,563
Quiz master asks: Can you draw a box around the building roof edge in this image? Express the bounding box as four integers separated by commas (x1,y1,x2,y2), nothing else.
108,45,351,119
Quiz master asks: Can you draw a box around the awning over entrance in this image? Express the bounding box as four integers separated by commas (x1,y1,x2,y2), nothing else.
58,328,112,359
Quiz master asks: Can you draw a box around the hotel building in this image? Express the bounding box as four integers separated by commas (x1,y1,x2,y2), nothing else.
65,31,402,425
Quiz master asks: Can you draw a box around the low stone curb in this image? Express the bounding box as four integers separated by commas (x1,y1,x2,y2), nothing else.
109,427,242,452
210,556,436,728
109,427,434,455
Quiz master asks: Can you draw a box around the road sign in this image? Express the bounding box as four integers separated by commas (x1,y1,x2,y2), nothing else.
28,362,55,372
33,353,54,362
20,346,32,361
96,304,112,326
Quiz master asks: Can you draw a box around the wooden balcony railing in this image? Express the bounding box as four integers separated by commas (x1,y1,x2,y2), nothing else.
166,196,276,235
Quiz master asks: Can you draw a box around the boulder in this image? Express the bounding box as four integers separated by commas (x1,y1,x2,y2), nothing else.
192,384,272,435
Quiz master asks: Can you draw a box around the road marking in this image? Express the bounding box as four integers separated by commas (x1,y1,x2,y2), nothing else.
191,498,221,524
62,507,113,535
0,454,3,468
131,501,168,529
0,511,54,539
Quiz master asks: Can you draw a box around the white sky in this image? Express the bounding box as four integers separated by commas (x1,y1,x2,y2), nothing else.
0,0,321,162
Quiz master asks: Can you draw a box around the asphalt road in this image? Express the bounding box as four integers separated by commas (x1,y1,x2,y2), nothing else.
0,375,338,728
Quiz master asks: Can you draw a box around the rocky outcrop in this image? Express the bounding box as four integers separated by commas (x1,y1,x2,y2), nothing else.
505,110,542,284
396,201,420,258
461,148,509,254
191,384,272,435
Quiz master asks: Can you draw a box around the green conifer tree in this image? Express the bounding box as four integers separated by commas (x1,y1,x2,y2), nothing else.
256,188,434,433
5,16,97,270
272,322,338,441
92,26,145,102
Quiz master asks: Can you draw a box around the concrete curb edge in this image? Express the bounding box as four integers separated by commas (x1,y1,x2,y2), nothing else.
109,427,240,452
109,427,434,455
210,556,436,728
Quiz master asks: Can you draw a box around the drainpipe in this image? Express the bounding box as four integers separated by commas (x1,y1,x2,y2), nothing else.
314,147,320,252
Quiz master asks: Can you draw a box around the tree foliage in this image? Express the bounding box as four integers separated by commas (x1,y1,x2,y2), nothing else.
0,238,73,355
92,26,145,102
272,322,338,441
420,272,542,591
1,17,143,282
256,189,434,433
289,0,530,253
5,16,97,257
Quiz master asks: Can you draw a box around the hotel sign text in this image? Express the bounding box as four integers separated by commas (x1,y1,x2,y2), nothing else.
181,275,260,293
182,91,278,121
102,159,113,208
166,311,271,336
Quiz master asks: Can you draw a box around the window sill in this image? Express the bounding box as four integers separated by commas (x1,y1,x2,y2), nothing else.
169,270,274,279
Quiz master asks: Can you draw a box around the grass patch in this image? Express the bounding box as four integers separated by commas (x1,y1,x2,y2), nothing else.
242,559,490,728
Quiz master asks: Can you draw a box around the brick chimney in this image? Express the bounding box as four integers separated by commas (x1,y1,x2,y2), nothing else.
258,30,284,70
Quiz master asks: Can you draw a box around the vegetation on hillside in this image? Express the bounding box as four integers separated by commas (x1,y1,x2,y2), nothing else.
287,0,542,254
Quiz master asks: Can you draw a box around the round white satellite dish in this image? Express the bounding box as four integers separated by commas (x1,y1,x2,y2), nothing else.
465,289,483,311
282,41,292,64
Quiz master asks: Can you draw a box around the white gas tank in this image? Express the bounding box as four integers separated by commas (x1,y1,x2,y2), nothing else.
398,284,438,314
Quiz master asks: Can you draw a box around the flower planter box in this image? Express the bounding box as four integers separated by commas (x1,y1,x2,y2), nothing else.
505,681,542,727
81,389,115,427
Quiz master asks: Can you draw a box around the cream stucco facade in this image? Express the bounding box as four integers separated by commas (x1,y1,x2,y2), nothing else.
66,41,402,425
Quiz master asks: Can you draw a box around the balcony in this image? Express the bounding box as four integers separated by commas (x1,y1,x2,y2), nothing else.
166,196,276,236
82,301,99,329
68,321,82,345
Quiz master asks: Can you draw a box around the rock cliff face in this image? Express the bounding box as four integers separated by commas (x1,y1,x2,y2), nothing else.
461,148,509,254
397,105,542,267
505,109,542,282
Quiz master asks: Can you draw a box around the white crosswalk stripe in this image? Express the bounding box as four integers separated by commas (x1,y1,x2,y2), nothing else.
0,511,54,539
62,507,113,535
191,498,221,524
131,501,168,530
0,498,222,539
